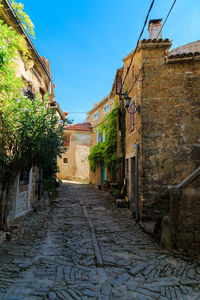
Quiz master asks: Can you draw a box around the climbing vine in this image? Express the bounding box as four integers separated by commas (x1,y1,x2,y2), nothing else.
88,106,118,181
11,0,35,38
120,106,126,178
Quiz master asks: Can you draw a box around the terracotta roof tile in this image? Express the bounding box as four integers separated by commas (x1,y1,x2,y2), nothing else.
64,122,91,132
141,38,170,43
168,40,200,59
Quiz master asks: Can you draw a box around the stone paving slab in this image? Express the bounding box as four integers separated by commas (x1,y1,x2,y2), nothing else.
0,182,199,299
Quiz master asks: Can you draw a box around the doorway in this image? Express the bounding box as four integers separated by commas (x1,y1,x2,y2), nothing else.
101,161,106,186
129,157,136,208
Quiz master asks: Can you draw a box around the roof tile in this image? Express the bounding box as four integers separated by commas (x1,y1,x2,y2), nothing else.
64,122,91,132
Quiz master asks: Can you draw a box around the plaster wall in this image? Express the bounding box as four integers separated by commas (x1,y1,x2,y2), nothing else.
57,131,91,182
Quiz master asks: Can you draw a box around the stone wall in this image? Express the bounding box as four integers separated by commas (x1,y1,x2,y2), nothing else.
111,40,200,221
140,42,200,219
170,175,200,254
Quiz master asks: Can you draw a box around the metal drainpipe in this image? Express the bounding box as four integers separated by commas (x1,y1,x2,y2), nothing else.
133,144,139,222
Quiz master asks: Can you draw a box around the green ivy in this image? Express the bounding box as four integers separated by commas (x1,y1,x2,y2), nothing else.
11,0,35,38
88,106,118,181
120,106,126,178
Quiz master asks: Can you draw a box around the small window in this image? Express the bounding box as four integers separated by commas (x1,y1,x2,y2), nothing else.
63,158,68,163
39,87,45,100
104,103,110,114
23,84,35,101
63,135,70,148
94,111,99,120
19,169,30,186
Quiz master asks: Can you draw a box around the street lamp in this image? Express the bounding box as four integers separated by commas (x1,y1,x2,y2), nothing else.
124,94,132,109
120,93,140,113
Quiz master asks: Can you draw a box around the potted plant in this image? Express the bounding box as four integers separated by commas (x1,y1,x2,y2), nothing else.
103,181,110,192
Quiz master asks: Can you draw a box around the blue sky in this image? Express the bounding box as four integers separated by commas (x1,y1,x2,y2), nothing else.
22,0,200,123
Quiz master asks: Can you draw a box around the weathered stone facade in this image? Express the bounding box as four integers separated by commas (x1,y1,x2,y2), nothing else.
57,123,91,183
170,167,200,253
111,24,200,227
87,95,115,186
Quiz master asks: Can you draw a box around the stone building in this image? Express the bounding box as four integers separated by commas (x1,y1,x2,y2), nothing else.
110,18,200,235
87,95,115,187
0,0,65,226
57,122,91,183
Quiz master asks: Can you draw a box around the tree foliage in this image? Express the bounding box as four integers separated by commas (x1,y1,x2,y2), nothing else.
88,106,118,181
0,12,65,229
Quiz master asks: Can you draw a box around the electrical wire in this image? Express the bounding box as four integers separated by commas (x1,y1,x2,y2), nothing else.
120,0,155,94
128,0,177,95
91,118,107,130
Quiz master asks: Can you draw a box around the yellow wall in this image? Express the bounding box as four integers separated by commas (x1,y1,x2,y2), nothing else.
57,130,91,182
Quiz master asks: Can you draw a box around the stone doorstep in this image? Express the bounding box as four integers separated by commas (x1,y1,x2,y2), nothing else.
139,221,156,237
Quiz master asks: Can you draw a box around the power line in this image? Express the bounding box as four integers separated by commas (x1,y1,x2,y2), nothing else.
120,0,156,94
128,0,177,95
91,119,107,130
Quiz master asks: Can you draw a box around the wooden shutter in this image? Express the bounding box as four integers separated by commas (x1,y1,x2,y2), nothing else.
63,134,70,147
129,100,135,132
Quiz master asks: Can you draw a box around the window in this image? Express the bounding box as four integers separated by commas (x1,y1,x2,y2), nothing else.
94,111,99,120
63,158,68,163
63,135,70,148
129,100,135,132
23,84,35,101
19,169,30,186
104,103,110,114
96,130,105,143
102,130,105,142
39,88,45,100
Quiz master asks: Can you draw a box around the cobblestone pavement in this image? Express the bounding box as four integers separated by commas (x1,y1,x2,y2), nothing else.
0,182,200,299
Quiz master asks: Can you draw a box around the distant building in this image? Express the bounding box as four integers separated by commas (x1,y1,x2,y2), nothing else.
57,122,91,182
87,95,115,186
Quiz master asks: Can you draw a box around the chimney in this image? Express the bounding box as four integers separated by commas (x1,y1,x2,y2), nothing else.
148,19,162,39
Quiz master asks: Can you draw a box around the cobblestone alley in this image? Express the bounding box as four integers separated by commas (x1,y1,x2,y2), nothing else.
0,182,200,299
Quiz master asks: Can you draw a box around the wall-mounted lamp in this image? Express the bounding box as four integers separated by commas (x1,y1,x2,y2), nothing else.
123,94,132,109
120,93,140,113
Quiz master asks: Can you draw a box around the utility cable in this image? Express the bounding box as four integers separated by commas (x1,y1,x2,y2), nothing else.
91,118,107,130
120,0,155,94
128,0,177,95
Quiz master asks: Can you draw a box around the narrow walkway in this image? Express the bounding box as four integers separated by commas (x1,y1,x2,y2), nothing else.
0,182,200,299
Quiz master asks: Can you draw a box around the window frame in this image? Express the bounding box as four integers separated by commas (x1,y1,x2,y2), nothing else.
104,103,110,114
63,157,69,164
94,111,99,120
